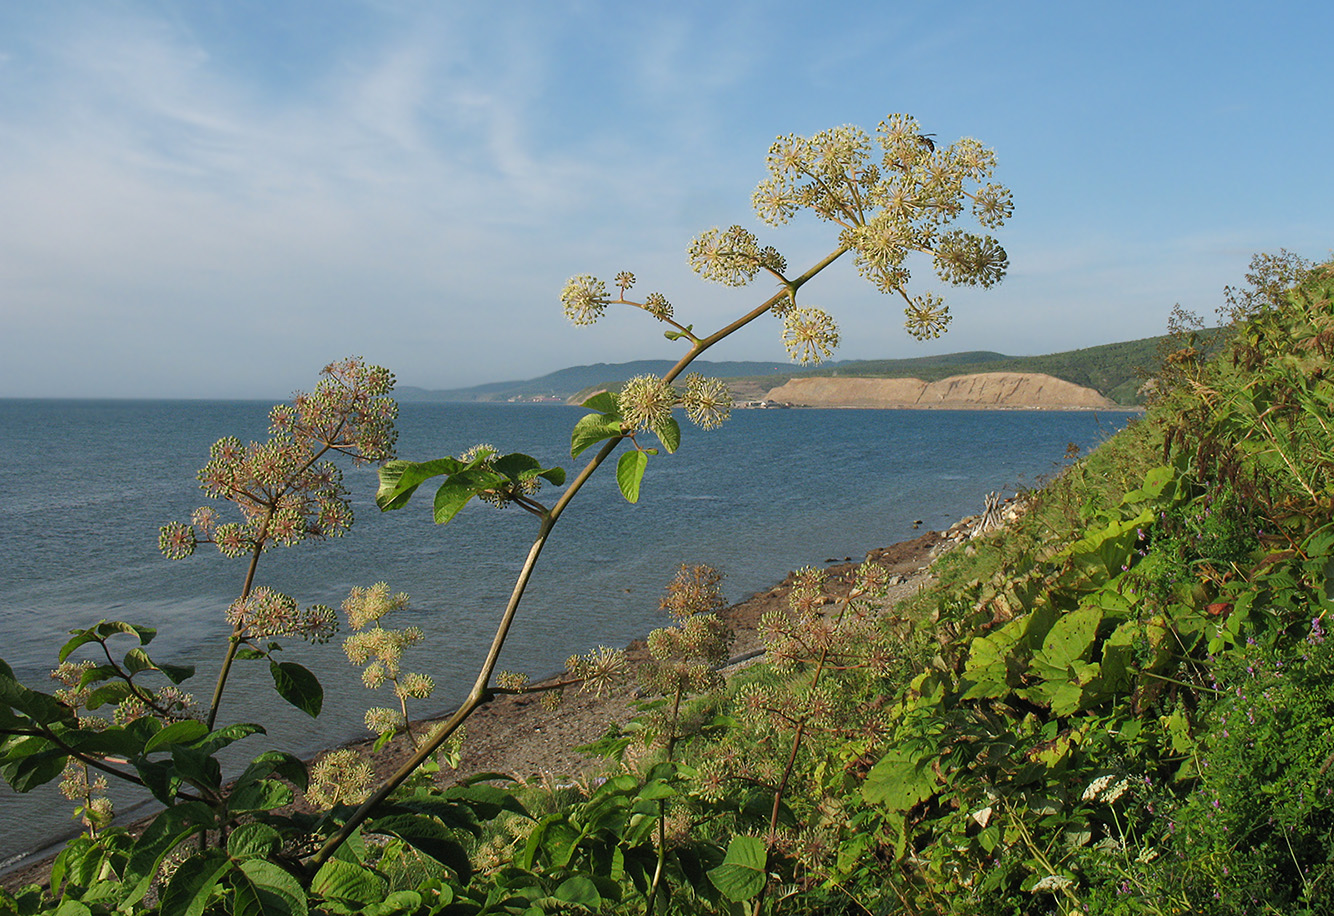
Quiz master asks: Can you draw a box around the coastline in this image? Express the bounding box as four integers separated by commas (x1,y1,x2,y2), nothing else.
2,526,964,888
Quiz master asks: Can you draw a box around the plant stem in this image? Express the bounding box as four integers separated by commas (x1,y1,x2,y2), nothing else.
308,246,849,870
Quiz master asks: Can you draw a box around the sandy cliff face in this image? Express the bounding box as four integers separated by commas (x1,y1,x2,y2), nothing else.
764,372,1116,409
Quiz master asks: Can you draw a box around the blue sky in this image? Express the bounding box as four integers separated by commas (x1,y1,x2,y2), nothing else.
1,1,1329,398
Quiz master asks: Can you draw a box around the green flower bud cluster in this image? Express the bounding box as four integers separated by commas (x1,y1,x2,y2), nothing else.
686,225,786,288
639,565,732,710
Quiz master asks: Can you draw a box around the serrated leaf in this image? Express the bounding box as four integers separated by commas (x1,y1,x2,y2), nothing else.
616,450,649,504
0,737,67,792
85,681,133,710
707,835,767,902
653,416,681,454
124,802,217,905
376,458,463,512
143,719,209,754
228,822,281,859
270,661,322,718
581,391,619,413
432,479,474,525
311,859,386,906
158,662,196,684
368,814,472,881
571,412,624,458
160,850,231,916
228,778,293,814
233,859,308,916
862,748,941,812
553,876,601,909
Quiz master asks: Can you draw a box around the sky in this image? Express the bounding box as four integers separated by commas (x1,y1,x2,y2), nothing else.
1,1,1330,399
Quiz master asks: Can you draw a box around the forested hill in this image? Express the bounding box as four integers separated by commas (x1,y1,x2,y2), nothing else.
398,334,1184,406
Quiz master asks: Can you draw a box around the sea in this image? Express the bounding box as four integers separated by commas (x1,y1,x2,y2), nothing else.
0,398,1134,865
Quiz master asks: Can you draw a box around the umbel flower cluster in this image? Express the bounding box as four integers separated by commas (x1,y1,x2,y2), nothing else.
560,113,1011,364
616,372,733,433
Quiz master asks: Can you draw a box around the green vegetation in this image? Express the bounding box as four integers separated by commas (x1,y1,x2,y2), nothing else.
3,104,1329,912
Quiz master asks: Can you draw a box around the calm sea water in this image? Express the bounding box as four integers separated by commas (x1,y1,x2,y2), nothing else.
0,399,1133,862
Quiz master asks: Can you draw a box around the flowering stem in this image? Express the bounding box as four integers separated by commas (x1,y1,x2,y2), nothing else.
309,245,850,871
206,537,265,730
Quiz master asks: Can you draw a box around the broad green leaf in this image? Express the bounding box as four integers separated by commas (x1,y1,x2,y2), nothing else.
123,647,155,675
160,849,231,916
492,452,540,478
707,835,767,902
654,416,681,454
228,822,281,859
571,412,624,458
158,662,196,684
85,681,133,710
59,621,156,663
376,458,463,511
0,672,77,726
233,859,308,916
432,479,474,525
581,391,619,413
1031,607,1102,676
862,748,941,812
228,778,293,814
539,466,566,486
124,802,217,905
0,736,67,792
311,859,387,906
143,719,209,754
270,661,322,718
364,891,424,916
171,745,222,793
195,722,265,756
236,750,308,793
369,814,473,880
616,450,649,503
553,877,601,909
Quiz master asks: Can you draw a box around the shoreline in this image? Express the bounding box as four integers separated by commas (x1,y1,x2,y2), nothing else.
1,526,964,888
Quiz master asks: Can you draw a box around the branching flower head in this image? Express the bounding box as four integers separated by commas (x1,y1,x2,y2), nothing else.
904,292,951,341
643,292,673,322
566,645,628,697
561,274,609,325
682,374,732,430
617,374,677,433
227,587,337,643
342,581,410,631
751,114,1011,339
687,226,765,287
306,748,374,810
782,307,840,364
